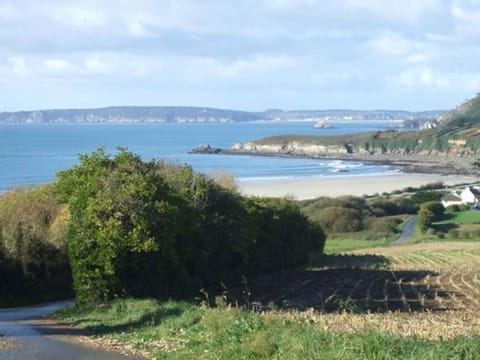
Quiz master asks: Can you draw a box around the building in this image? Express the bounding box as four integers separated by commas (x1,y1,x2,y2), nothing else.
441,186,480,208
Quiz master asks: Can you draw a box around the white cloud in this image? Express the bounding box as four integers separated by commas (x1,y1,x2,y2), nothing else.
7,57,29,76
405,54,429,64
389,67,480,91
84,56,113,75
370,33,419,56
219,55,295,77
51,6,108,28
43,59,79,74
451,0,480,35
0,2,16,19
0,0,479,111
347,0,442,22
262,0,318,10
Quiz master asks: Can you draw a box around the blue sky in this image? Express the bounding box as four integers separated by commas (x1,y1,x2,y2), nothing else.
0,0,479,111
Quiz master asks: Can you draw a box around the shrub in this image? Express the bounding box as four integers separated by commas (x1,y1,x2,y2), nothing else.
56,149,325,304
447,229,460,239
446,204,461,213
426,228,437,236
420,182,444,190
418,201,444,233
314,206,363,233
0,186,71,306
421,201,445,219
246,198,325,272
411,190,444,205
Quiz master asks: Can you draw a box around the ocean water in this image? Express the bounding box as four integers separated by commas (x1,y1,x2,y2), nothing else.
0,121,399,193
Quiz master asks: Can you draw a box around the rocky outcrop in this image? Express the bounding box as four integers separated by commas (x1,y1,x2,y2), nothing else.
190,144,222,154
237,141,350,156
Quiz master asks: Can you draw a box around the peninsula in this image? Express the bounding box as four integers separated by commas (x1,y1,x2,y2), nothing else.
192,95,480,176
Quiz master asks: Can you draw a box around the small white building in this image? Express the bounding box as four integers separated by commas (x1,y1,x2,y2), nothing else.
441,186,480,208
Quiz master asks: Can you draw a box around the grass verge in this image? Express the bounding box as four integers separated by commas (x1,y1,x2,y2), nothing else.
55,298,480,360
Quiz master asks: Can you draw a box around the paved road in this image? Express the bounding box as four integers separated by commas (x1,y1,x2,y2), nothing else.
391,216,418,246
0,301,135,360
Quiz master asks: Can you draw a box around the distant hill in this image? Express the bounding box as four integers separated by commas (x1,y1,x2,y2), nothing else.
230,95,480,157
437,95,480,127
0,106,261,124
0,106,445,124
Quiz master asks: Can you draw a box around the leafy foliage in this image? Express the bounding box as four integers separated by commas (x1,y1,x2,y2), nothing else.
300,195,415,240
56,149,325,304
0,186,71,306
418,201,445,233
411,190,445,205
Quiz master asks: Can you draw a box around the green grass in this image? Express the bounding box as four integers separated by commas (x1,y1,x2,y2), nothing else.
411,210,480,244
323,239,388,254
55,298,480,360
436,210,480,225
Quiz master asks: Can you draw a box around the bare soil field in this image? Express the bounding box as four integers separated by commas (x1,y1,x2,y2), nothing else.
247,242,480,340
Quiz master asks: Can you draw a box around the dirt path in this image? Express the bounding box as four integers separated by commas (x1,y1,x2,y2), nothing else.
0,301,136,360
391,216,418,246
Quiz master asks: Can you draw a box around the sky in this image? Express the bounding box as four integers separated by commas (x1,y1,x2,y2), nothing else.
0,0,479,112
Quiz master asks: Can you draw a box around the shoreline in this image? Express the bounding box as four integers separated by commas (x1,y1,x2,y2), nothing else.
238,173,479,200
191,146,480,176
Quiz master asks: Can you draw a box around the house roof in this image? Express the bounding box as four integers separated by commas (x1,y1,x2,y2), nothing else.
469,187,480,199
442,192,462,202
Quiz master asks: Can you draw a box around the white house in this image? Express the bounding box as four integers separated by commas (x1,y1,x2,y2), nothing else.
441,192,464,208
441,186,480,208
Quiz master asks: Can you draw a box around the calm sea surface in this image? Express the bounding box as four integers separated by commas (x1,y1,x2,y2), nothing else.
0,121,399,193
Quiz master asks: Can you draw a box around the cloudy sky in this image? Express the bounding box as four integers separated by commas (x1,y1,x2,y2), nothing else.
0,0,479,112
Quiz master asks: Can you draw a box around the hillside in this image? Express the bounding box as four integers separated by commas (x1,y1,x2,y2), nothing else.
231,95,480,158
438,95,480,126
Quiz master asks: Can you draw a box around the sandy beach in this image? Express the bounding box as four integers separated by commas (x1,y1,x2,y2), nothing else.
238,173,479,200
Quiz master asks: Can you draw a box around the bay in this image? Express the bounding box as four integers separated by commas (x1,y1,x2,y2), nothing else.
0,121,398,193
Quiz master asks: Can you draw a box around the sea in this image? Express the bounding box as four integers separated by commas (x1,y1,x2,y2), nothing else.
0,120,401,193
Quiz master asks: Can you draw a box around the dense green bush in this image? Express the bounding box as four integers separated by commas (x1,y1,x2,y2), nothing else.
418,201,444,233
369,198,417,216
313,206,363,233
56,149,325,304
246,198,325,272
300,195,414,239
422,201,445,219
411,190,445,205
0,186,71,306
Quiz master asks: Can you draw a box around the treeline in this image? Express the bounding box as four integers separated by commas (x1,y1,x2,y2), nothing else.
0,186,72,306
300,195,418,240
1,149,325,306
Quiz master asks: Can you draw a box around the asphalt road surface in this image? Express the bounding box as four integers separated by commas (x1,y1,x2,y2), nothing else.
0,300,135,360
392,216,418,246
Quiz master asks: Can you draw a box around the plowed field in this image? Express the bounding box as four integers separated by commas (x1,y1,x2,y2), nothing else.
248,242,480,339
250,242,480,313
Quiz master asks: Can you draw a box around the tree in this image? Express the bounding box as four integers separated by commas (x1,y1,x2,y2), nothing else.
418,201,444,233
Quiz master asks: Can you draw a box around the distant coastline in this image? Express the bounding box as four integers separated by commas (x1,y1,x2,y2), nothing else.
0,106,445,124
191,144,480,176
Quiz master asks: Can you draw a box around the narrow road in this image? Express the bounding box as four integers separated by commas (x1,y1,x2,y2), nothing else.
391,216,418,246
0,301,135,360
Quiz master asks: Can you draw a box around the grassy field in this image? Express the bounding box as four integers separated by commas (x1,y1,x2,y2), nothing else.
436,210,480,225
323,238,388,254
55,241,480,359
